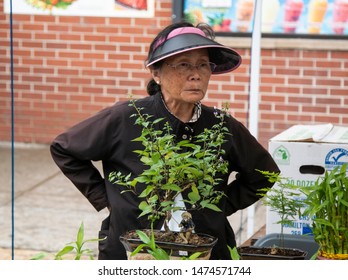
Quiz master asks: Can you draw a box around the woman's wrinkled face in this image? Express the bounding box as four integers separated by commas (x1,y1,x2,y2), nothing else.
151,49,212,105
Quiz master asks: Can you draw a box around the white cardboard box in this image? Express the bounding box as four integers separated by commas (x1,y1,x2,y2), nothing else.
266,124,348,235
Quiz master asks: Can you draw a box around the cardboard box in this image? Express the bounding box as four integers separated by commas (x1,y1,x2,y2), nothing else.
266,124,348,235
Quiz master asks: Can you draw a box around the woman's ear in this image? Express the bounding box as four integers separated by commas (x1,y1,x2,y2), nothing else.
151,68,161,84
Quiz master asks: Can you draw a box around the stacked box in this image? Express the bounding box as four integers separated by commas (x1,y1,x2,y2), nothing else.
267,124,348,235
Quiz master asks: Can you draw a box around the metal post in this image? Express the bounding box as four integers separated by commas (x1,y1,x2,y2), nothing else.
247,0,262,238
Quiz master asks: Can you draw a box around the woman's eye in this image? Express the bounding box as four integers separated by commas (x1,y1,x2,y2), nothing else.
179,62,190,68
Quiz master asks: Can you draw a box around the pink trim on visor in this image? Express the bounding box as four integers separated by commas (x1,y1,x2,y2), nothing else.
153,27,207,51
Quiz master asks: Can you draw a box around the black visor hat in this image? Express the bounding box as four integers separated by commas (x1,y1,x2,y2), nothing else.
146,27,242,74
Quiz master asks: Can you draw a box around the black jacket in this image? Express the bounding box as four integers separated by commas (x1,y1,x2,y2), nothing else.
50,93,279,259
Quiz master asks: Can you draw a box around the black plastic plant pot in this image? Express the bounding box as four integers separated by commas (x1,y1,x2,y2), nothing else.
253,233,319,260
120,229,218,259
238,246,307,260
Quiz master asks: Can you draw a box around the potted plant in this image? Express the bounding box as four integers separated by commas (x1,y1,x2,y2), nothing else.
31,222,102,260
238,170,308,260
109,100,230,260
299,164,348,260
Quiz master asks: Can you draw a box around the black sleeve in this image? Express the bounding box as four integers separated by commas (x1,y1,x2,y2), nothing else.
225,120,280,215
50,107,116,212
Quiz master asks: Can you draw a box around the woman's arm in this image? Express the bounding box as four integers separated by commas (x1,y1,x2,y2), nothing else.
50,108,115,211
224,120,280,215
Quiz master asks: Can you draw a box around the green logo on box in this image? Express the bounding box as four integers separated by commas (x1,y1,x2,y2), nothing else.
273,145,290,165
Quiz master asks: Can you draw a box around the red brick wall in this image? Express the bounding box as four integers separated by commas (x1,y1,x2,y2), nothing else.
1,0,347,147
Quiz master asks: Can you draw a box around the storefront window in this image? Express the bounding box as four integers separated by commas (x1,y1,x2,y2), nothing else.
181,0,348,37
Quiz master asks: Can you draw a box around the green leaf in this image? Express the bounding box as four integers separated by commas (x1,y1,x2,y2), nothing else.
194,152,205,159
228,246,240,260
188,191,200,203
30,252,48,260
139,201,149,210
130,244,147,256
76,222,84,249
135,175,151,183
133,149,148,155
153,117,165,124
54,245,75,260
135,230,151,245
183,167,203,177
160,201,174,207
138,201,153,217
150,248,170,260
201,202,222,212
187,251,203,260
139,186,154,198
148,195,158,204
161,183,182,192
151,153,161,163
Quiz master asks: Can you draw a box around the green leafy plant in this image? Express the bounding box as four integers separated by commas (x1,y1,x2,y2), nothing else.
109,100,230,258
109,100,229,231
31,222,102,260
299,164,348,259
236,171,309,259
257,170,305,248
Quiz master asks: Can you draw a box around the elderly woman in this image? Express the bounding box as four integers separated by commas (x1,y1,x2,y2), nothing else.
50,22,279,259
